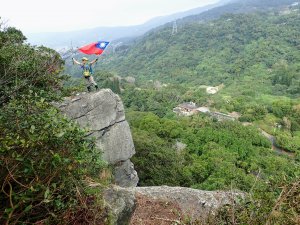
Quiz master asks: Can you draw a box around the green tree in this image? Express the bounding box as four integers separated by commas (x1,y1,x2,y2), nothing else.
0,23,64,105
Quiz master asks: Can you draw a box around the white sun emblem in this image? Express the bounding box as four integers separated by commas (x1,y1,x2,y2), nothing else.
100,42,106,48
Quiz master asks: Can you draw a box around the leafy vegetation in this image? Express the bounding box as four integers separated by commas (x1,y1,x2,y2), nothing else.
0,23,65,106
210,178,300,225
0,22,108,224
127,111,299,190
0,96,107,224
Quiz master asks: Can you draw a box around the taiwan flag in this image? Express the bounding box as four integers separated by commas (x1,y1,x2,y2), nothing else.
79,41,110,55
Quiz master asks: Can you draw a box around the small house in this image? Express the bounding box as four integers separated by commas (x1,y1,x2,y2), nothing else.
173,102,199,116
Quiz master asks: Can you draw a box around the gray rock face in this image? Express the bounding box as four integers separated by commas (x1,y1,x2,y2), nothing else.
57,89,138,187
89,122,135,164
132,186,243,220
104,186,244,224
114,160,138,187
104,187,136,225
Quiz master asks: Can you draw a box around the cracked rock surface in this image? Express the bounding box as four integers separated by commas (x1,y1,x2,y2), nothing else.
104,186,244,224
57,89,139,187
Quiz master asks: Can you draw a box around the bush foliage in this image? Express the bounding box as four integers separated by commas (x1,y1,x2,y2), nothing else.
0,96,106,224
0,22,65,106
0,22,107,224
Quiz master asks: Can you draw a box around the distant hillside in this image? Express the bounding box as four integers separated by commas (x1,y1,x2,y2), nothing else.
180,0,298,23
96,1,300,97
26,1,227,48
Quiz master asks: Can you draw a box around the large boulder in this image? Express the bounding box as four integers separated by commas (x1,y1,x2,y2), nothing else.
57,89,139,187
104,186,244,224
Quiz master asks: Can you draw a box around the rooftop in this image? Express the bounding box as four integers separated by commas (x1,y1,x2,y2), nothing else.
178,102,197,110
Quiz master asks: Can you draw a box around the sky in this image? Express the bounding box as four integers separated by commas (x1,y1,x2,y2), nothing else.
1,0,219,33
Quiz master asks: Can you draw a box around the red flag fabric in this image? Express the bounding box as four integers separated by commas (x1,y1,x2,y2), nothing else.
78,41,110,55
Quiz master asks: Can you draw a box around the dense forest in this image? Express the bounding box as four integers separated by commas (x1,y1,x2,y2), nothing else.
98,6,300,94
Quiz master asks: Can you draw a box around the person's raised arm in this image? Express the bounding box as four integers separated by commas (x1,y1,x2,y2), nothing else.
72,58,82,65
90,58,98,65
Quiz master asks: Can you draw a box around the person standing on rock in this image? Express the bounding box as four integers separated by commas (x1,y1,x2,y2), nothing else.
72,57,99,92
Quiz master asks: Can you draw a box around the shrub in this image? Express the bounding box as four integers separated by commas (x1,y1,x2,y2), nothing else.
0,22,64,106
0,95,107,224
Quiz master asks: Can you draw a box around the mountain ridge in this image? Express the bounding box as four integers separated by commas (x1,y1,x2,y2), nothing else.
26,0,228,48
94,0,300,96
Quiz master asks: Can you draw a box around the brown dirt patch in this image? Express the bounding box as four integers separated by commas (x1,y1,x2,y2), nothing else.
129,194,185,225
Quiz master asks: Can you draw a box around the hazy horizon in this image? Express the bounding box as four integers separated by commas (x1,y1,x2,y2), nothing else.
1,0,220,34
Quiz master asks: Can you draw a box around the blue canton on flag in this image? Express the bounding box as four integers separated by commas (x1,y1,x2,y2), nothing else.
96,41,110,50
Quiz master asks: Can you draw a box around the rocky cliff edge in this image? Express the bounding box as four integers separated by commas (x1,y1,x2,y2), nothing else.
104,186,244,224
57,89,139,187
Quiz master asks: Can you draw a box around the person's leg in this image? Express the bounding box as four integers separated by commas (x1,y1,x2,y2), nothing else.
85,77,92,92
89,76,98,91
